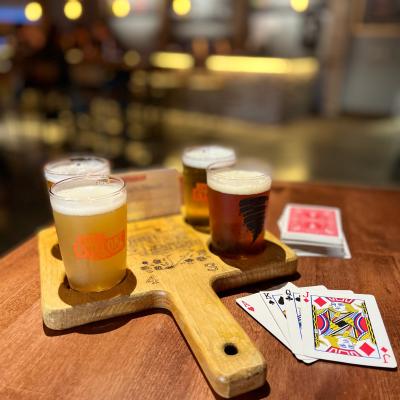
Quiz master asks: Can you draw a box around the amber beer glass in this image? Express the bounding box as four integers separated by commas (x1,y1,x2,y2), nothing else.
49,176,127,292
207,165,271,257
182,146,236,227
44,156,110,188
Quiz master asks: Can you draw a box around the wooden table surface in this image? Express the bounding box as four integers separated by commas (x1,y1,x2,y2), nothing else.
0,181,399,400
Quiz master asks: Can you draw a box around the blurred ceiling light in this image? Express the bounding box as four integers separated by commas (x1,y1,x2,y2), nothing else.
112,0,131,18
123,50,140,67
290,0,309,13
150,52,194,70
206,56,318,76
25,2,42,22
65,48,83,64
172,0,191,16
64,0,82,20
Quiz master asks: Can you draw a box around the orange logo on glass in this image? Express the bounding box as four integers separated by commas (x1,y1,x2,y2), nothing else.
192,183,208,203
73,230,126,261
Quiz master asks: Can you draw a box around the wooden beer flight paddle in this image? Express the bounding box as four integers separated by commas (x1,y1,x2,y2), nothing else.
39,215,297,398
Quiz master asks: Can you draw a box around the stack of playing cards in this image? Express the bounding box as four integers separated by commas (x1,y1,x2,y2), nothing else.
237,283,397,368
277,203,351,258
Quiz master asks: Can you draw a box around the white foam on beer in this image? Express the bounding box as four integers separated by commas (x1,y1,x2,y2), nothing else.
182,146,236,169
50,184,126,216
207,169,271,195
45,159,110,183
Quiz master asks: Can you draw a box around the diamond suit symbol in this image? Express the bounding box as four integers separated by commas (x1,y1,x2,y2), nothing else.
314,297,327,307
360,342,375,356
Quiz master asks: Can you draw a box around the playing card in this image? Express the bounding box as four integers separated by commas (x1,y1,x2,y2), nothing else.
262,283,325,363
236,293,291,350
281,204,343,245
285,285,353,363
300,289,397,368
261,289,290,341
288,238,351,259
278,203,351,259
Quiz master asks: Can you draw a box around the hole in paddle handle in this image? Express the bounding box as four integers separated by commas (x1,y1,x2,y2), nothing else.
51,244,62,260
224,343,238,356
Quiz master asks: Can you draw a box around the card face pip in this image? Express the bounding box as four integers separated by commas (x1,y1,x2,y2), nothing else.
301,292,397,368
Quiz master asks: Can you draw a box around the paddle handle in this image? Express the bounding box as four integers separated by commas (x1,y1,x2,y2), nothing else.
167,279,266,398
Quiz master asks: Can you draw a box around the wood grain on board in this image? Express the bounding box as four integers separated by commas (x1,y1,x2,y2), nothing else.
39,215,297,398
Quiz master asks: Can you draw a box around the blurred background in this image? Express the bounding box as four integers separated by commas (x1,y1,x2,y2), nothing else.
0,0,399,255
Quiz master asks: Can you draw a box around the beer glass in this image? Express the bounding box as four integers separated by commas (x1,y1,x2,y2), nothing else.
49,176,127,292
44,156,110,188
182,146,236,227
207,163,271,258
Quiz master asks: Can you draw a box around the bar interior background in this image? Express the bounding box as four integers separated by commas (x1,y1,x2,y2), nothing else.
0,0,399,255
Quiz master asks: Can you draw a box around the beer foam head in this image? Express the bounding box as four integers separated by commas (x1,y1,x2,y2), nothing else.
182,146,236,169
207,169,271,195
50,177,126,216
45,156,110,184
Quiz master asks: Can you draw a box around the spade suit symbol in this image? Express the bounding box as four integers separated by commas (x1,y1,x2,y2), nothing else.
278,296,284,305
239,195,267,243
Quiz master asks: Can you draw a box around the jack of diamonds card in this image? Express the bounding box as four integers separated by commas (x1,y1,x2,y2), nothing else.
301,291,397,368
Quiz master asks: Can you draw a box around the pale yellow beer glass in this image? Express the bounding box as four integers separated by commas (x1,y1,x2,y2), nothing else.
49,176,127,292
44,156,110,188
182,146,236,227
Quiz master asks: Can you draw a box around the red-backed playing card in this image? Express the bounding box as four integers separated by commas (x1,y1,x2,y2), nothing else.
280,204,343,246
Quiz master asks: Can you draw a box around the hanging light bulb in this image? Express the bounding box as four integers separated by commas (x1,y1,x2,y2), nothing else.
112,0,131,18
64,0,83,20
25,2,43,22
172,0,191,17
290,0,309,13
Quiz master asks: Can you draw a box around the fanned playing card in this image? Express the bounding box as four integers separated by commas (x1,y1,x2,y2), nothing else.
236,293,291,350
236,283,396,369
285,284,353,363
262,284,324,364
300,289,397,368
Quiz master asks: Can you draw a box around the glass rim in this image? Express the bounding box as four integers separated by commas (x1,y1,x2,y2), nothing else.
182,145,236,166
49,175,126,202
44,155,110,177
207,162,271,181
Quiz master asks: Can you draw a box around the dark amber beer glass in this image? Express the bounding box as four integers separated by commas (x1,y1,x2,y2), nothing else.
207,165,271,257
44,156,110,188
182,146,236,227
49,176,127,292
